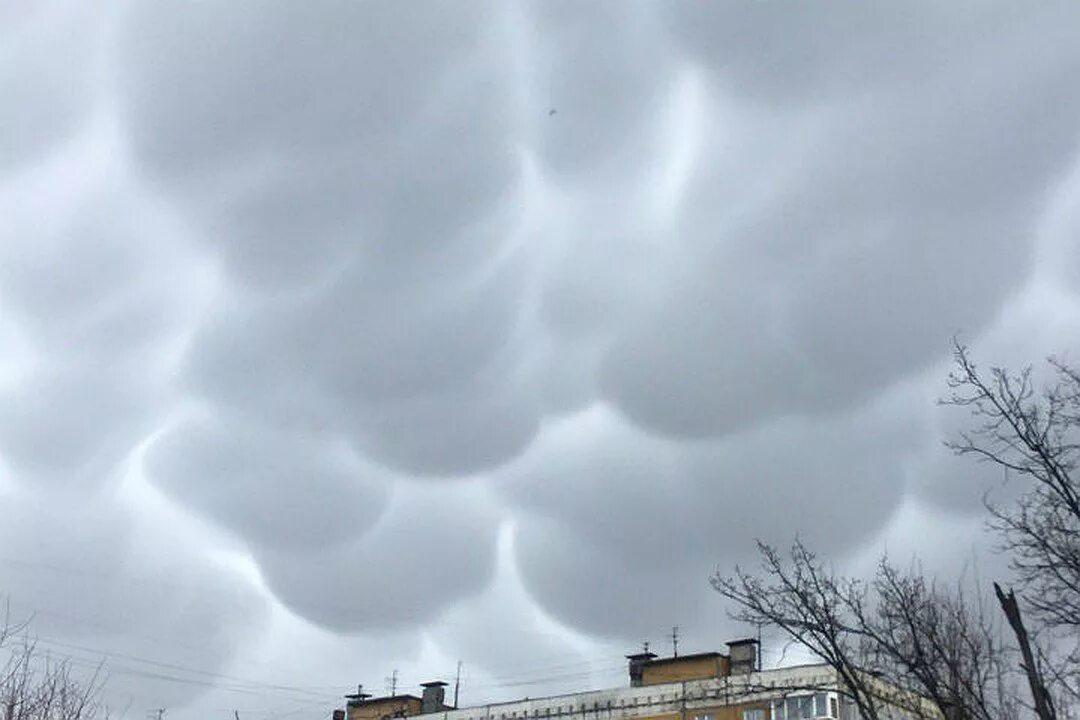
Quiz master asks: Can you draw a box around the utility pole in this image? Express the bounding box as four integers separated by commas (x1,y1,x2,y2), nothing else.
453,661,462,708
756,622,763,671
671,626,679,658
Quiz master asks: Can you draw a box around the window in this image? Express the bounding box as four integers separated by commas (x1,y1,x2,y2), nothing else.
829,699,837,719
694,714,714,720
772,694,830,720
743,709,766,720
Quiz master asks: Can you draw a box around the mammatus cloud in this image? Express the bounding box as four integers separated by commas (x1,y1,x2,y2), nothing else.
3,2,1080,717
0,1,108,169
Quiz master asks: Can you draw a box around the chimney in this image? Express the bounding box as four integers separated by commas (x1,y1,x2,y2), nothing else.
421,681,448,714
726,639,759,675
625,652,657,687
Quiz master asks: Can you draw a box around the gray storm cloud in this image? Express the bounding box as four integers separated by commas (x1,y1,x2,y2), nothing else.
146,407,392,552
0,1,105,169
3,1,1080,715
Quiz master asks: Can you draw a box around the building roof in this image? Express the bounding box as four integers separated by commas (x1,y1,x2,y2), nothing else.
349,695,422,706
641,651,723,667
420,664,843,719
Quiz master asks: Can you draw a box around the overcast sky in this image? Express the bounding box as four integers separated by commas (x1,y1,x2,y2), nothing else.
3,2,1080,718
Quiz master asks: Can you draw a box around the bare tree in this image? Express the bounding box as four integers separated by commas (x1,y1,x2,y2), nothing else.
713,541,885,720
712,541,1016,720
943,341,1080,710
862,560,1018,720
943,342,1080,633
1,613,110,720
713,342,1080,720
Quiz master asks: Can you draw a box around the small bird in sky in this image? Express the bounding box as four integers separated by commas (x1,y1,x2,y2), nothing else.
549,108,557,116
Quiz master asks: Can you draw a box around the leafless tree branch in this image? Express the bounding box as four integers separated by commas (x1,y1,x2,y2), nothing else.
1,613,110,720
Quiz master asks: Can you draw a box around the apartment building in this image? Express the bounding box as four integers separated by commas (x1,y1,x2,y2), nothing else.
335,640,926,720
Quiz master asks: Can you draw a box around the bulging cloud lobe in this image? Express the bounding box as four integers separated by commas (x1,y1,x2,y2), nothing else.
115,0,1080,641
2,4,1080,710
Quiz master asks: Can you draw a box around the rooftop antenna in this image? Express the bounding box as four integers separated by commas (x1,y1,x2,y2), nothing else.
642,640,650,654
671,626,679,658
386,669,399,696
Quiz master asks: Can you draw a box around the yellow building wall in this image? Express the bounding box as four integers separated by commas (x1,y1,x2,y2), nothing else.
639,712,681,720
641,656,729,685
347,697,424,720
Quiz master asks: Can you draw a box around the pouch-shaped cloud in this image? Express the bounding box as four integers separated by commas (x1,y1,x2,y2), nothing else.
500,402,914,635
113,0,516,291
254,483,498,632
7,0,1074,688
145,407,391,552
597,13,1080,438
0,174,183,493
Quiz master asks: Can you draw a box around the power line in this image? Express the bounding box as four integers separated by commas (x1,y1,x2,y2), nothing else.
470,656,625,683
0,591,339,702
0,588,347,693
4,558,673,695
463,663,627,691
2,568,682,712
452,634,676,684
28,636,341,703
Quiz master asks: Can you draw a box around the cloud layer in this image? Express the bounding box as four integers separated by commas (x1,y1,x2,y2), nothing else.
3,2,1080,717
